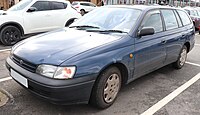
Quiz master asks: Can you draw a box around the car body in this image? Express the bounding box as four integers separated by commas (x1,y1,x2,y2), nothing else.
0,0,81,45
72,1,97,15
6,5,195,109
183,7,200,30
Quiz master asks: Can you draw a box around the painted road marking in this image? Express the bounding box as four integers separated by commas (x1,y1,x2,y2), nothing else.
186,62,200,67
195,44,200,47
141,62,200,115
0,77,12,83
0,49,11,53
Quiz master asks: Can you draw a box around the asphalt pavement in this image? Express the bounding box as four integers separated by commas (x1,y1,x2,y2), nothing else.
0,34,200,115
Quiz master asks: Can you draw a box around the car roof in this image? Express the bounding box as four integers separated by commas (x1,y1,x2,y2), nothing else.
73,1,93,3
33,0,70,3
103,5,180,11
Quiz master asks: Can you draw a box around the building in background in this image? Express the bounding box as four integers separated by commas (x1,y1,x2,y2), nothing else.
0,0,20,10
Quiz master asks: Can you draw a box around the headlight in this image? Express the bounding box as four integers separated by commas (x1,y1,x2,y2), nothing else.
36,65,76,79
54,66,76,79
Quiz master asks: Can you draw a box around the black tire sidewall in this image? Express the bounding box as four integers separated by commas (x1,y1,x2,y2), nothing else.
0,26,21,46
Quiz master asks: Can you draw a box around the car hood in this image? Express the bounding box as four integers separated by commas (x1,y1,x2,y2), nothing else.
13,28,122,65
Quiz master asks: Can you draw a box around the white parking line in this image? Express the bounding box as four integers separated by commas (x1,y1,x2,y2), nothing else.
195,44,200,47
186,62,200,67
0,49,11,53
141,62,200,115
0,77,12,83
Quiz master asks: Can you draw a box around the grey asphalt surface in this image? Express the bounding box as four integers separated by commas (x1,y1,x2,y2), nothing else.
0,35,200,115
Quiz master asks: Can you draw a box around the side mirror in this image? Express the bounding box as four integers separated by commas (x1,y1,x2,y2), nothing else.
138,27,155,37
27,7,37,12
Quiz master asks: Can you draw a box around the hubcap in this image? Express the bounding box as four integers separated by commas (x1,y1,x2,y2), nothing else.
103,73,120,103
180,48,187,66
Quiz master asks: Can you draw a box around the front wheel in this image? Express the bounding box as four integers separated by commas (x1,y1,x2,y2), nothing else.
173,45,187,69
90,66,121,109
0,26,21,46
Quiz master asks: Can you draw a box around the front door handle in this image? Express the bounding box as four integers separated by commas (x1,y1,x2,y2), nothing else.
161,40,167,44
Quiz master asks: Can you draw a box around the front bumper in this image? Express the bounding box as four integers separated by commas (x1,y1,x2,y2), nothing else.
6,57,96,104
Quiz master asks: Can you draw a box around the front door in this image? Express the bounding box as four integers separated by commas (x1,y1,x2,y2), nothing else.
134,10,167,78
23,1,52,34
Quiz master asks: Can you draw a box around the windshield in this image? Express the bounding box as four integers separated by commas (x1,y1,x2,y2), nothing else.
8,0,33,11
70,7,142,33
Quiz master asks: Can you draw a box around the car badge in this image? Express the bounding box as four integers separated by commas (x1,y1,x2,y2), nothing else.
20,60,23,65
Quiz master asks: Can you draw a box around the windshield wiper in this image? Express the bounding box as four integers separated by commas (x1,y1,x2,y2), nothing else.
100,30,128,33
69,25,100,29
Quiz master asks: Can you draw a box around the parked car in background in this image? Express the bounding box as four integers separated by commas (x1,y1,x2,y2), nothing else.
6,5,195,109
183,7,200,31
0,0,81,46
72,1,97,15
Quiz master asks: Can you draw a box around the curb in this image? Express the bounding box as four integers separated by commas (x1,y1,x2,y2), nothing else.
0,88,14,107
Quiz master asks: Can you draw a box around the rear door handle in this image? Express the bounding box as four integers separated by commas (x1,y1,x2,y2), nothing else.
161,40,167,44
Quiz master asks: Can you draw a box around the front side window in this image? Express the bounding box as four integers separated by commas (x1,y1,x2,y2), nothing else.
161,10,178,30
141,10,163,33
177,10,191,26
51,2,67,10
31,1,50,11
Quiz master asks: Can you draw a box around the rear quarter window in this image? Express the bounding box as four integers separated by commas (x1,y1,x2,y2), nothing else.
177,10,191,26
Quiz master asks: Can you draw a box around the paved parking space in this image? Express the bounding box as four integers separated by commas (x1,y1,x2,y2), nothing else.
0,35,200,114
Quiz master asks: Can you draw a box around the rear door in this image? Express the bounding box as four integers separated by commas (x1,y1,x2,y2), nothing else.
134,10,166,78
48,1,68,29
160,9,188,64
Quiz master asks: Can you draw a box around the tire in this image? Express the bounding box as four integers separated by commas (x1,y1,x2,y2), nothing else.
0,26,21,46
90,66,121,109
173,45,187,69
80,9,85,16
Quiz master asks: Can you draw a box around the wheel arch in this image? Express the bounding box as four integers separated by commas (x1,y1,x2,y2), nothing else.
96,62,129,86
0,22,24,35
65,18,77,27
184,42,190,53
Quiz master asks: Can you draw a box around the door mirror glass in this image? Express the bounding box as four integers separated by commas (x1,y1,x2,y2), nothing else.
138,27,155,37
27,7,37,12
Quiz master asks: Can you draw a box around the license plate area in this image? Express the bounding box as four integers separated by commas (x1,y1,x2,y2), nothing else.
11,69,28,88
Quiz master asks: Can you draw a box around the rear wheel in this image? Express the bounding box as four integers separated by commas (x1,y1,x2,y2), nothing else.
173,45,187,69
80,9,85,16
90,66,121,109
0,26,21,46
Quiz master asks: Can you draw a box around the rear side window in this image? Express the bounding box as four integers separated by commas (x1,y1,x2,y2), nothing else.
72,2,78,5
177,10,191,26
174,10,183,27
161,10,178,30
89,3,96,7
51,2,67,10
142,10,163,33
31,1,50,11
80,3,90,6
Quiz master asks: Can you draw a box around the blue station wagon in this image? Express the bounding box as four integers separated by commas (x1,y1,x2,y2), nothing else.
6,5,195,109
